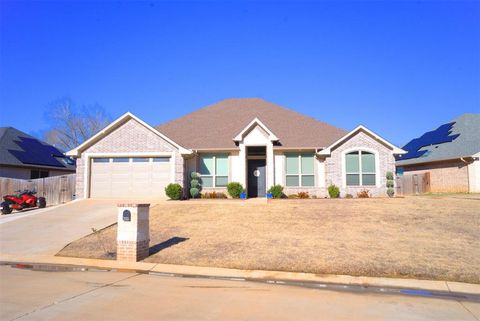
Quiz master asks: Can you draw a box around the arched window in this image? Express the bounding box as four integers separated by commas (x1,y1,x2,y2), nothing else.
345,151,376,186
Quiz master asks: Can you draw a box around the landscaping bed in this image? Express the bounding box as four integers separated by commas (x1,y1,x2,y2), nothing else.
57,195,480,283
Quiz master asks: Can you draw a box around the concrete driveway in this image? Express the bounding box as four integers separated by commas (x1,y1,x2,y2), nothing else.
0,200,125,260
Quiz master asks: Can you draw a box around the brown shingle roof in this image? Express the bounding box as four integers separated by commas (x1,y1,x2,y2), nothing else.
156,98,348,149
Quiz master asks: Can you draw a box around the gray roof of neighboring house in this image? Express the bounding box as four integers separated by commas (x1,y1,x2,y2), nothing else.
0,127,76,170
396,113,480,166
156,98,348,149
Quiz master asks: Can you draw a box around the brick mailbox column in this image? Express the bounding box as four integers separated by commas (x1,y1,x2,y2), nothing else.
116,203,150,262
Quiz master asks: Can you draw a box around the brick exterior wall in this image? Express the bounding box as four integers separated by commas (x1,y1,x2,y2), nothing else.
325,131,396,197
75,118,184,198
401,160,469,193
283,187,327,198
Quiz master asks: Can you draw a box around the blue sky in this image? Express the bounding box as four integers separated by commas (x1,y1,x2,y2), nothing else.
0,1,479,146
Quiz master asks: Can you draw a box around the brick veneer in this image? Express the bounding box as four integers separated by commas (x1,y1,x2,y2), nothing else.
401,160,469,193
75,118,184,198
117,239,149,261
324,131,396,197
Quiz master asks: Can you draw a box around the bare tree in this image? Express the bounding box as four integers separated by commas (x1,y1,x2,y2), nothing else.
44,99,110,151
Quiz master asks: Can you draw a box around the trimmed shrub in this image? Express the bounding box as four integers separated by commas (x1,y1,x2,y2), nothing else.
386,171,394,180
345,194,354,199
227,182,244,198
190,179,199,188
189,172,201,198
267,185,284,199
357,189,371,198
387,188,395,197
165,183,182,200
189,187,200,198
386,172,395,197
287,194,298,199
327,184,340,198
297,191,310,199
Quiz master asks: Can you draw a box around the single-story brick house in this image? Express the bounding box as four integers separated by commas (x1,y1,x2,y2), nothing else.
66,98,406,199
0,127,75,179
396,113,480,193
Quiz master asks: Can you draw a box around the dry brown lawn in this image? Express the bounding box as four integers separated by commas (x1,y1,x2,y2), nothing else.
58,195,480,283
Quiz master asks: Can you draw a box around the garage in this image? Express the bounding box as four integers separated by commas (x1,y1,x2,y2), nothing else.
89,156,172,198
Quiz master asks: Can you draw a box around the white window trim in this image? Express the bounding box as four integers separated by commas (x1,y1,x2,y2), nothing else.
285,153,315,187
199,154,229,188
341,147,380,188
84,151,175,198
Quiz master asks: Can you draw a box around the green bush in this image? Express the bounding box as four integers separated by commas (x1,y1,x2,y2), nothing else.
327,184,340,198
227,182,244,198
189,187,200,198
386,171,394,180
386,172,394,197
165,183,183,200
387,187,395,197
267,185,284,199
190,179,199,188
189,172,200,198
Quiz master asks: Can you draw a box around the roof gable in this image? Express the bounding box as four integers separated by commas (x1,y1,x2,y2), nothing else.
156,98,347,149
233,117,279,142
318,125,406,156
66,112,192,157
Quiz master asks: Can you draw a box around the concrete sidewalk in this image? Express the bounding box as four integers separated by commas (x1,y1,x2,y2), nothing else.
2,254,479,296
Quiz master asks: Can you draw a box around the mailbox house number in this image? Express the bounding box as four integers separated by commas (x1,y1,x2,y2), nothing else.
123,210,131,222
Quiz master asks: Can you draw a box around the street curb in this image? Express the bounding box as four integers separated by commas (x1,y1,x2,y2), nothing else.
1,260,479,302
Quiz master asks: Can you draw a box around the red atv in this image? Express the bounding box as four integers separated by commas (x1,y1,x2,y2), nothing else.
1,190,46,214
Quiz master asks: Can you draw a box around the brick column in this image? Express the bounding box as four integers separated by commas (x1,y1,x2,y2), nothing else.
116,203,150,262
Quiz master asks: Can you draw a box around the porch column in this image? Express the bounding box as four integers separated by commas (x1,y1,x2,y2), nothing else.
266,142,275,189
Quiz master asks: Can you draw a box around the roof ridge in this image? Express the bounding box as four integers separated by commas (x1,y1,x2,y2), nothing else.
157,98,347,133
155,98,350,149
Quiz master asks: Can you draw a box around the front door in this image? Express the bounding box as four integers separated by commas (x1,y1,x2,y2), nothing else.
247,159,266,198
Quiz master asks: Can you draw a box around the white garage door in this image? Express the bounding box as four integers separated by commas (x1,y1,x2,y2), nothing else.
90,157,172,198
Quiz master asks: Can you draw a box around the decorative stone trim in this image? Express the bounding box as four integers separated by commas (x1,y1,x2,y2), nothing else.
117,203,151,208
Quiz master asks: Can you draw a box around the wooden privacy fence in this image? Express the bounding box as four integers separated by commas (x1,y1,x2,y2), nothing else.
395,172,431,196
0,174,76,206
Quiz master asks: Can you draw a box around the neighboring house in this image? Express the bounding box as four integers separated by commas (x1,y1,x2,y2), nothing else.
66,98,405,199
0,127,76,179
396,113,480,193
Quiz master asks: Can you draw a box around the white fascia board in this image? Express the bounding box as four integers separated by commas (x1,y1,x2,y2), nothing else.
66,112,192,157
233,117,279,142
317,125,407,156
